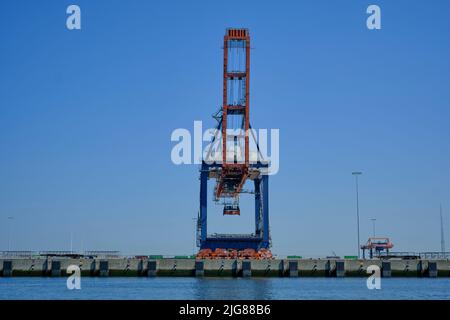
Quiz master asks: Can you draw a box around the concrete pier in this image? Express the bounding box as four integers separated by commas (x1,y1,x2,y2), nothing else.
288,261,298,277
1,258,449,277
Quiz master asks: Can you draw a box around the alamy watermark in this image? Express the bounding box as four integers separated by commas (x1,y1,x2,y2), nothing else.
66,5,81,30
170,121,280,175
367,5,381,30
366,265,381,290
66,265,81,290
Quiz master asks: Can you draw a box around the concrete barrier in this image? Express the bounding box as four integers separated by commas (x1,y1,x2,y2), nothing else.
391,260,420,277
298,259,330,277
195,260,204,277
75,259,93,276
107,258,140,276
251,260,283,277
1,257,449,277
2,258,48,276
99,260,109,277
418,260,426,277
336,260,345,277
428,262,437,278
345,259,381,277
157,259,195,276
137,259,145,276
2,260,12,277
288,261,298,277
51,260,61,277
436,260,450,277
242,260,251,277
203,259,237,277
382,261,391,277
148,260,157,277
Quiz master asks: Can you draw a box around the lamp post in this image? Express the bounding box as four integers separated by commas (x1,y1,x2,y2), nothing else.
441,205,445,254
352,172,362,258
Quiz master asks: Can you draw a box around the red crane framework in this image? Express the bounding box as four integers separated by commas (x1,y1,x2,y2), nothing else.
196,29,272,260
361,237,394,259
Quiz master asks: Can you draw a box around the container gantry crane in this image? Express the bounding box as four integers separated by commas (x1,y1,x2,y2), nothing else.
361,237,394,259
196,29,272,259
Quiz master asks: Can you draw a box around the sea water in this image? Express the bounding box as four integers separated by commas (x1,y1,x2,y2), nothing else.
0,277,449,300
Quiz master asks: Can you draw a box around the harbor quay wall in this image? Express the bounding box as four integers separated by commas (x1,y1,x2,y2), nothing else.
1,258,449,277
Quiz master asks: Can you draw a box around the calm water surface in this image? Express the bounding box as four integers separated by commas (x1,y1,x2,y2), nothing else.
0,277,449,300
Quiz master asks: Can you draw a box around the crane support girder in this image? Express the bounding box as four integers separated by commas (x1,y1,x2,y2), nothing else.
198,161,270,251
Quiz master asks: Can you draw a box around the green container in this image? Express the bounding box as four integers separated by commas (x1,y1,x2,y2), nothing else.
287,255,303,259
174,255,191,259
148,255,163,259
344,256,358,260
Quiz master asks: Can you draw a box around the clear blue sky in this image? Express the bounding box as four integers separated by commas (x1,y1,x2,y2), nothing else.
1,0,449,257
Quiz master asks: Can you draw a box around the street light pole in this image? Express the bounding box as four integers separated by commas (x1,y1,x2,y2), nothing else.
352,172,362,259
441,204,445,254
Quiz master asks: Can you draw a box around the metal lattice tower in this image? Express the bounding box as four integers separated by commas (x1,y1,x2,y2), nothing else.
216,28,251,199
